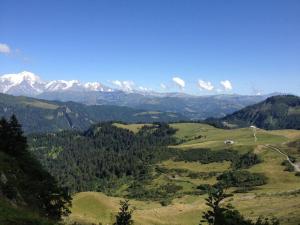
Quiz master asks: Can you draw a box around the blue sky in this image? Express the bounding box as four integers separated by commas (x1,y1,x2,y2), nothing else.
0,0,299,95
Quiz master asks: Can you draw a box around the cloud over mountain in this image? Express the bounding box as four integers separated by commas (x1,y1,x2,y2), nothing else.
112,80,135,92
198,80,214,91
172,77,185,89
220,80,233,90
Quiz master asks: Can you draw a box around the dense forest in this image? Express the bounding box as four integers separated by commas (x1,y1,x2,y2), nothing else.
29,122,178,193
29,122,264,198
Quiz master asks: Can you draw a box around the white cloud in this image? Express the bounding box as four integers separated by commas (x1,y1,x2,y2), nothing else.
172,77,185,89
138,86,151,92
111,80,135,92
112,80,122,87
0,43,11,54
198,80,214,91
160,83,167,90
220,80,232,90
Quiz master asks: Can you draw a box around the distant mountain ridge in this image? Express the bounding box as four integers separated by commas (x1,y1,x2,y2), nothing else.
0,71,285,120
0,93,187,133
38,91,275,120
206,95,300,130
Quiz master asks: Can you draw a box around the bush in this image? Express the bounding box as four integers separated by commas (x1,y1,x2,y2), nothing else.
175,149,261,170
281,160,295,172
232,152,261,169
217,170,267,188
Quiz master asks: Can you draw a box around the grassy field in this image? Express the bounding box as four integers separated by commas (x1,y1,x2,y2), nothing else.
67,123,300,225
113,123,149,133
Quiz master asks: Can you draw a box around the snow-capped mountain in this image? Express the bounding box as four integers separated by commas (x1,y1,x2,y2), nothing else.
0,71,283,120
0,71,45,96
0,71,112,96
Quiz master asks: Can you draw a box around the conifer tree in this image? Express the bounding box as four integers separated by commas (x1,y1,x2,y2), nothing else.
200,186,280,225
9,114,27,156
113,200,134,225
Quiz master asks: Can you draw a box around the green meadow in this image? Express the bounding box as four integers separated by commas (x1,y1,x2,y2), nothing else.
67,123,300,225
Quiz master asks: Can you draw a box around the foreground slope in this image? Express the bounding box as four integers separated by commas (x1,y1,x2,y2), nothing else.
0,116,71,225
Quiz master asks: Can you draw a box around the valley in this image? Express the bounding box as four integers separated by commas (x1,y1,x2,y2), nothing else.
1,2,300,224
29,122,300,225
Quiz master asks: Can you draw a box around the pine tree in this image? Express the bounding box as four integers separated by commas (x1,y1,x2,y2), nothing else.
0,117,10,153
113,200,134,225
9,114,27,156
200,186,280,225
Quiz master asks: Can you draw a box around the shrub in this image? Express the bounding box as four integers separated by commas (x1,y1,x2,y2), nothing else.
217,170,267,188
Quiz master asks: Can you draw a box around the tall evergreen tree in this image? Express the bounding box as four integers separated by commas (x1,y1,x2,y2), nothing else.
113,200,134,225
9,114,27,156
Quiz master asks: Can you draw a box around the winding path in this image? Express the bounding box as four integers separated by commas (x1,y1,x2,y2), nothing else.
264,144,300,172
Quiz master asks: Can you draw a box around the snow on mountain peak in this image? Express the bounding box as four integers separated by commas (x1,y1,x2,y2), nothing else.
84,82,103,91
1,71,42,86
0,71,44,94
0,71,112,95
45,80,81,91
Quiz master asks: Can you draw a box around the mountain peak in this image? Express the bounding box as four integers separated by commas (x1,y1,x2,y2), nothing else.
0,71,42,85
0,71,44,95
0,71,112,94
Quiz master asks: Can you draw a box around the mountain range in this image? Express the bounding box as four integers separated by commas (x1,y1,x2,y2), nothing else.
0,93,187,133
0,71,278,119
0,71,113,96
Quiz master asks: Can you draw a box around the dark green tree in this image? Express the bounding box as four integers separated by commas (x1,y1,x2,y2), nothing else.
200,186,279,225
9,114,28,156
113,200,134,225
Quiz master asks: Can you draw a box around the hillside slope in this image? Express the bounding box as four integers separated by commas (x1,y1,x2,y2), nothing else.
0,93,187,133
0,116,71,225
206,95,300,130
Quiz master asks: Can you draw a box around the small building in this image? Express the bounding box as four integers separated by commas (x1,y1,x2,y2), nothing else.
224,140,234,145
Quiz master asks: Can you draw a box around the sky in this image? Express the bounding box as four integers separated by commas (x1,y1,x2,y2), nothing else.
0,0,300,95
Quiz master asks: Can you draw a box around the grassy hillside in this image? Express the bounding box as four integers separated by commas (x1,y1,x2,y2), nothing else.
206,95,300,130
65,122,300,225
0,93,187,133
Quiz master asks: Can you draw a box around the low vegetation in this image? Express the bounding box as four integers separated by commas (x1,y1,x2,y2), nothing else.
175,148,261,170
216,170,267,188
